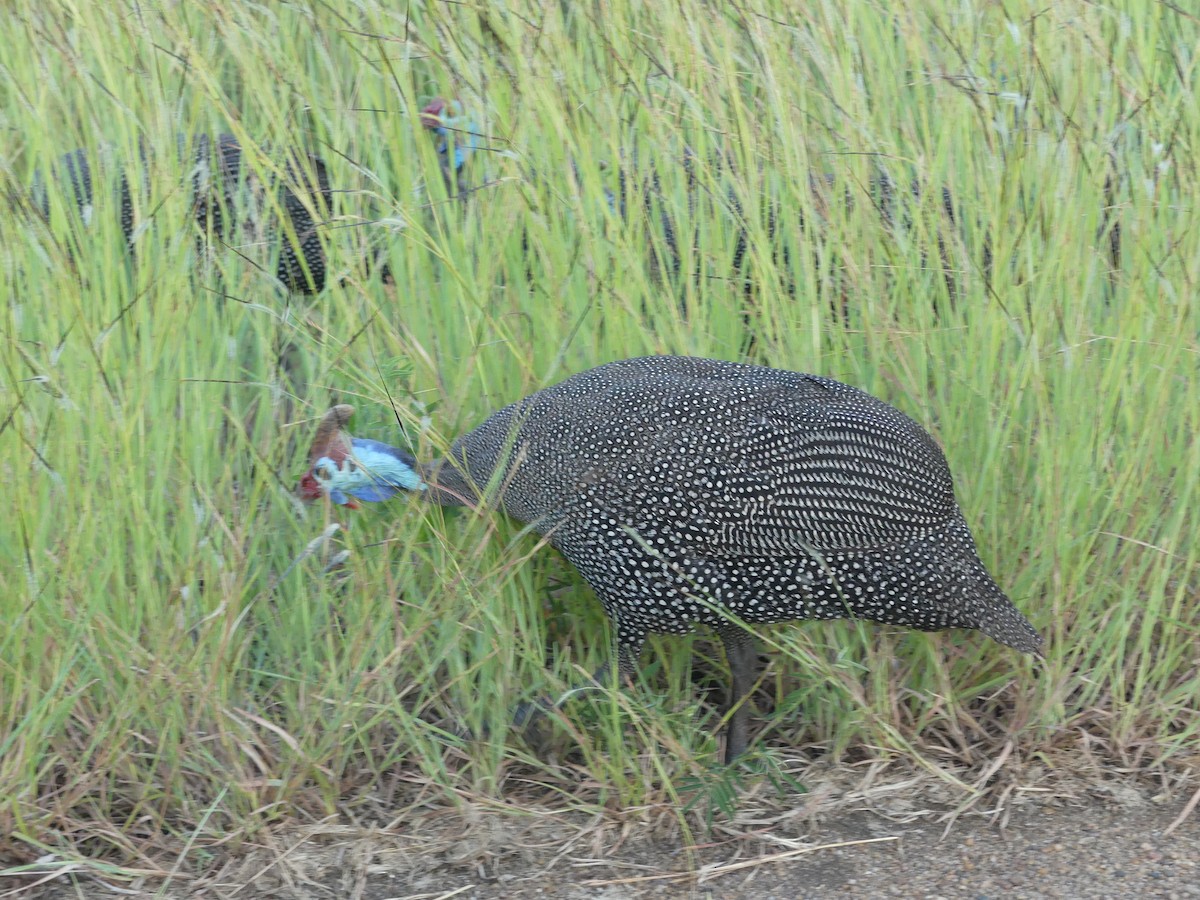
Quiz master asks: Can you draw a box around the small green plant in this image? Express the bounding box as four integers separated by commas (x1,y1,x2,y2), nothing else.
680,752,809,831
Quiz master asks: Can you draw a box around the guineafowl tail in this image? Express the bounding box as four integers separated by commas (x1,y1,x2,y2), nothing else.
927,516,1043,656
976,586,1043,656
961,567,1044,656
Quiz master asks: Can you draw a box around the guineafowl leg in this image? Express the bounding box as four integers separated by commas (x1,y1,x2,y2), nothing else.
717,625,759,764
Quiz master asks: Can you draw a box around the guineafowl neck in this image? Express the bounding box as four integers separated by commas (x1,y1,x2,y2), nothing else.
419,458,476,508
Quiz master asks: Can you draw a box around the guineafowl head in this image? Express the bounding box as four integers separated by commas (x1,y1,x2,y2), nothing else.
298,405,425,508
420,97,481,172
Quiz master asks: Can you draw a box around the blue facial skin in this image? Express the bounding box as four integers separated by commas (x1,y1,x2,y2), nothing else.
428,101,481,172
441,135,476,172
312,439,426,505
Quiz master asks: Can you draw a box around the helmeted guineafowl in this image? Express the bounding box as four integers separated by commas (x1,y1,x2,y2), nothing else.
412,98,983,308
27,133,331,293
298,356,1042,761
420,98,484,198
617,149,986,305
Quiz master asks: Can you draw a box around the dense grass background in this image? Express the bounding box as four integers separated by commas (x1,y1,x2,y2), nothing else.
2,0,1198,879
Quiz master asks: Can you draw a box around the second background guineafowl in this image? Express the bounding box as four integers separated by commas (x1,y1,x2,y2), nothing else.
26,133,332,293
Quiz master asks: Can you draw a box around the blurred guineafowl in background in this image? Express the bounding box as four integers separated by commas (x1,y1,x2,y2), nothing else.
420,98,484,198
622,149,987,305
298,355,1042,762
416,97,985,307
26,132,332,293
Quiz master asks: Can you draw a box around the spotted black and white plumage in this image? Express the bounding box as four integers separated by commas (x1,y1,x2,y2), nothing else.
301,356,1041,761
28,133,331,293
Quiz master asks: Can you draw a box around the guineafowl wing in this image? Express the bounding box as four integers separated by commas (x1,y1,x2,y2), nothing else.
441,358,958,561
689,394,959,557
549,374,961,560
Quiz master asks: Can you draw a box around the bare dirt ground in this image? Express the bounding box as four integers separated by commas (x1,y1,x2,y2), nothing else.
11,777,1199,899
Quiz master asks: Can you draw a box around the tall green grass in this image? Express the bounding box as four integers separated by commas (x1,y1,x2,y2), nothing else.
1,0,1197,875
